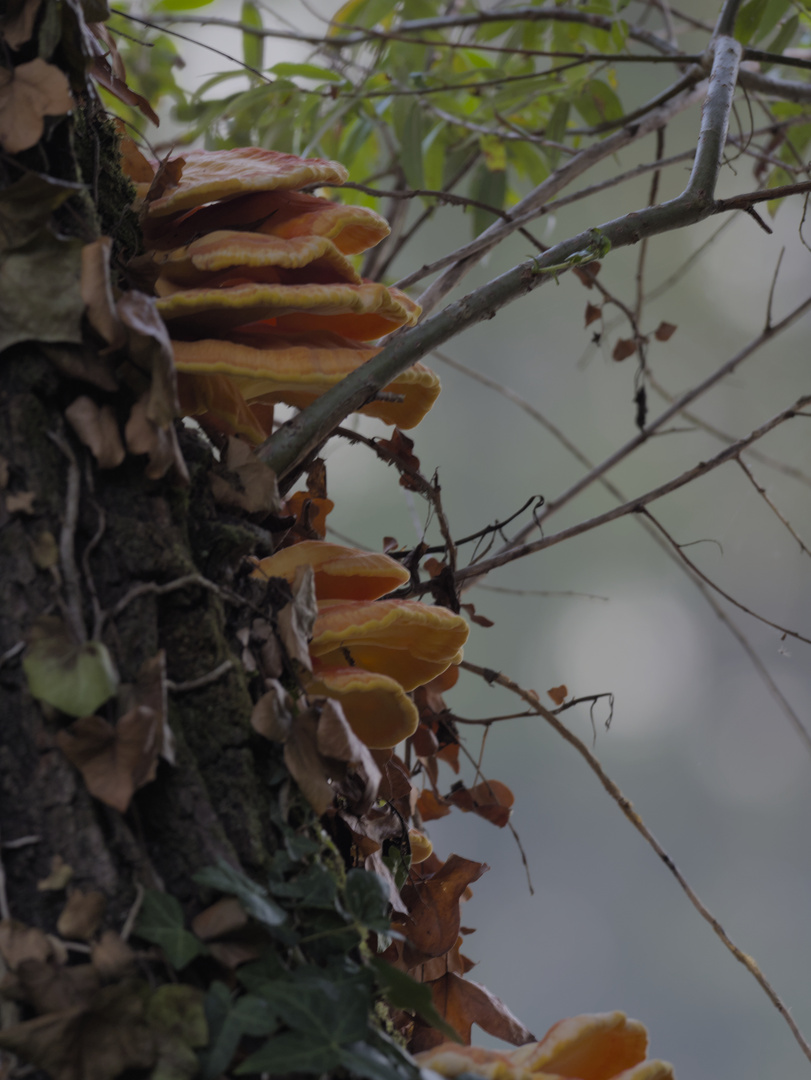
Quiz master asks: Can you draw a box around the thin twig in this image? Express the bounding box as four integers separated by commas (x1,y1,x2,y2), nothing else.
47,431,86,644
641,509,811,646
735,457,811,557
166,660,234,694
496,295,811,556
456,394,811,583
460,659,811,1066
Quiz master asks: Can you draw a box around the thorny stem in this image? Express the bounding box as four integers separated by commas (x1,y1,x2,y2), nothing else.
460,660,811,1066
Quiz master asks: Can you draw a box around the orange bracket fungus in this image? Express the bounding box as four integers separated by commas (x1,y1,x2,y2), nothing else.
133,146,435,442
303,668,419,749
310,599,469,693
251,540,410,601
416,1011,674,1080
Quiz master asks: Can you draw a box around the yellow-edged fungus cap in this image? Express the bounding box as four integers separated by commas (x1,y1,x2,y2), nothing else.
143,147,349,218
142,189,390,255
152,232,361,289
157,280,421,340
171,330,440,430
251,540,409,600
304,667,419,749
310,598,469,692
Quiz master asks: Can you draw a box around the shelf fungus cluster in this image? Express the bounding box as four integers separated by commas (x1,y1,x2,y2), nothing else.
128,146,440,442
251,540,469,754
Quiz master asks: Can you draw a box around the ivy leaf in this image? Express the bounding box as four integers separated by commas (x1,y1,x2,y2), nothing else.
344,869,391,933
199,982,278,1080
193,858,287,929
23,617,119,718
368,957,463,1044
236,1031,341,1075
134,890,207,971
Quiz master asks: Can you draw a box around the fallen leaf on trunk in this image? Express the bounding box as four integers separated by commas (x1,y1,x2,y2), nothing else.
56,706,162,814
65,396,125,469
0,59,73,154
56,889,107,941
0,919,52,970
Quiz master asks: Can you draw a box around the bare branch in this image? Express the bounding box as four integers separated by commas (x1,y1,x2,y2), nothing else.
460,659,811,1067
455,394,811,583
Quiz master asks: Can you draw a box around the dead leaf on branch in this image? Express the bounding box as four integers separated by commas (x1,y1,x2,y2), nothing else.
460,603,494,628
416,788,451,823
395,855,488,962
89,54,159,127
654,321,677,341
447,780,514,828
56,706,163,814
584,302,602,327
210,436,280,515
376,428,423,491
612,338,637,363
0,59,73,155
548,684,568,706
420,972,535,1048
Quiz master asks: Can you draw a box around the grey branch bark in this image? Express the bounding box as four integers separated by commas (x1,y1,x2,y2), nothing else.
261,20,749,484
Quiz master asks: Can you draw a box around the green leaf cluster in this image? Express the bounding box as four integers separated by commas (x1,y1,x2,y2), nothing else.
131,771,447,1079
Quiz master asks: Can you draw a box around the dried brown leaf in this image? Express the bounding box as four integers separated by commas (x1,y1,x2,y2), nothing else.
0,59,73,154
283,708,334,816
80,239,125,348
427,972,535,1046
396,855,488,961
90,931,136,981
191,898,247,942
547,684,568,706
56,889,107,941
13,958,100,1015
612,338,636,363
0,920,52,970
654,321,677,341
0,981,157,1080
56,707,161,814
65,397,125,470
584,302,602,327
459,603,494,628
447,780,514,828
250,681,293,742
90,54,159,126
416,789,451,823
124,392,188,483
377,429,422,491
